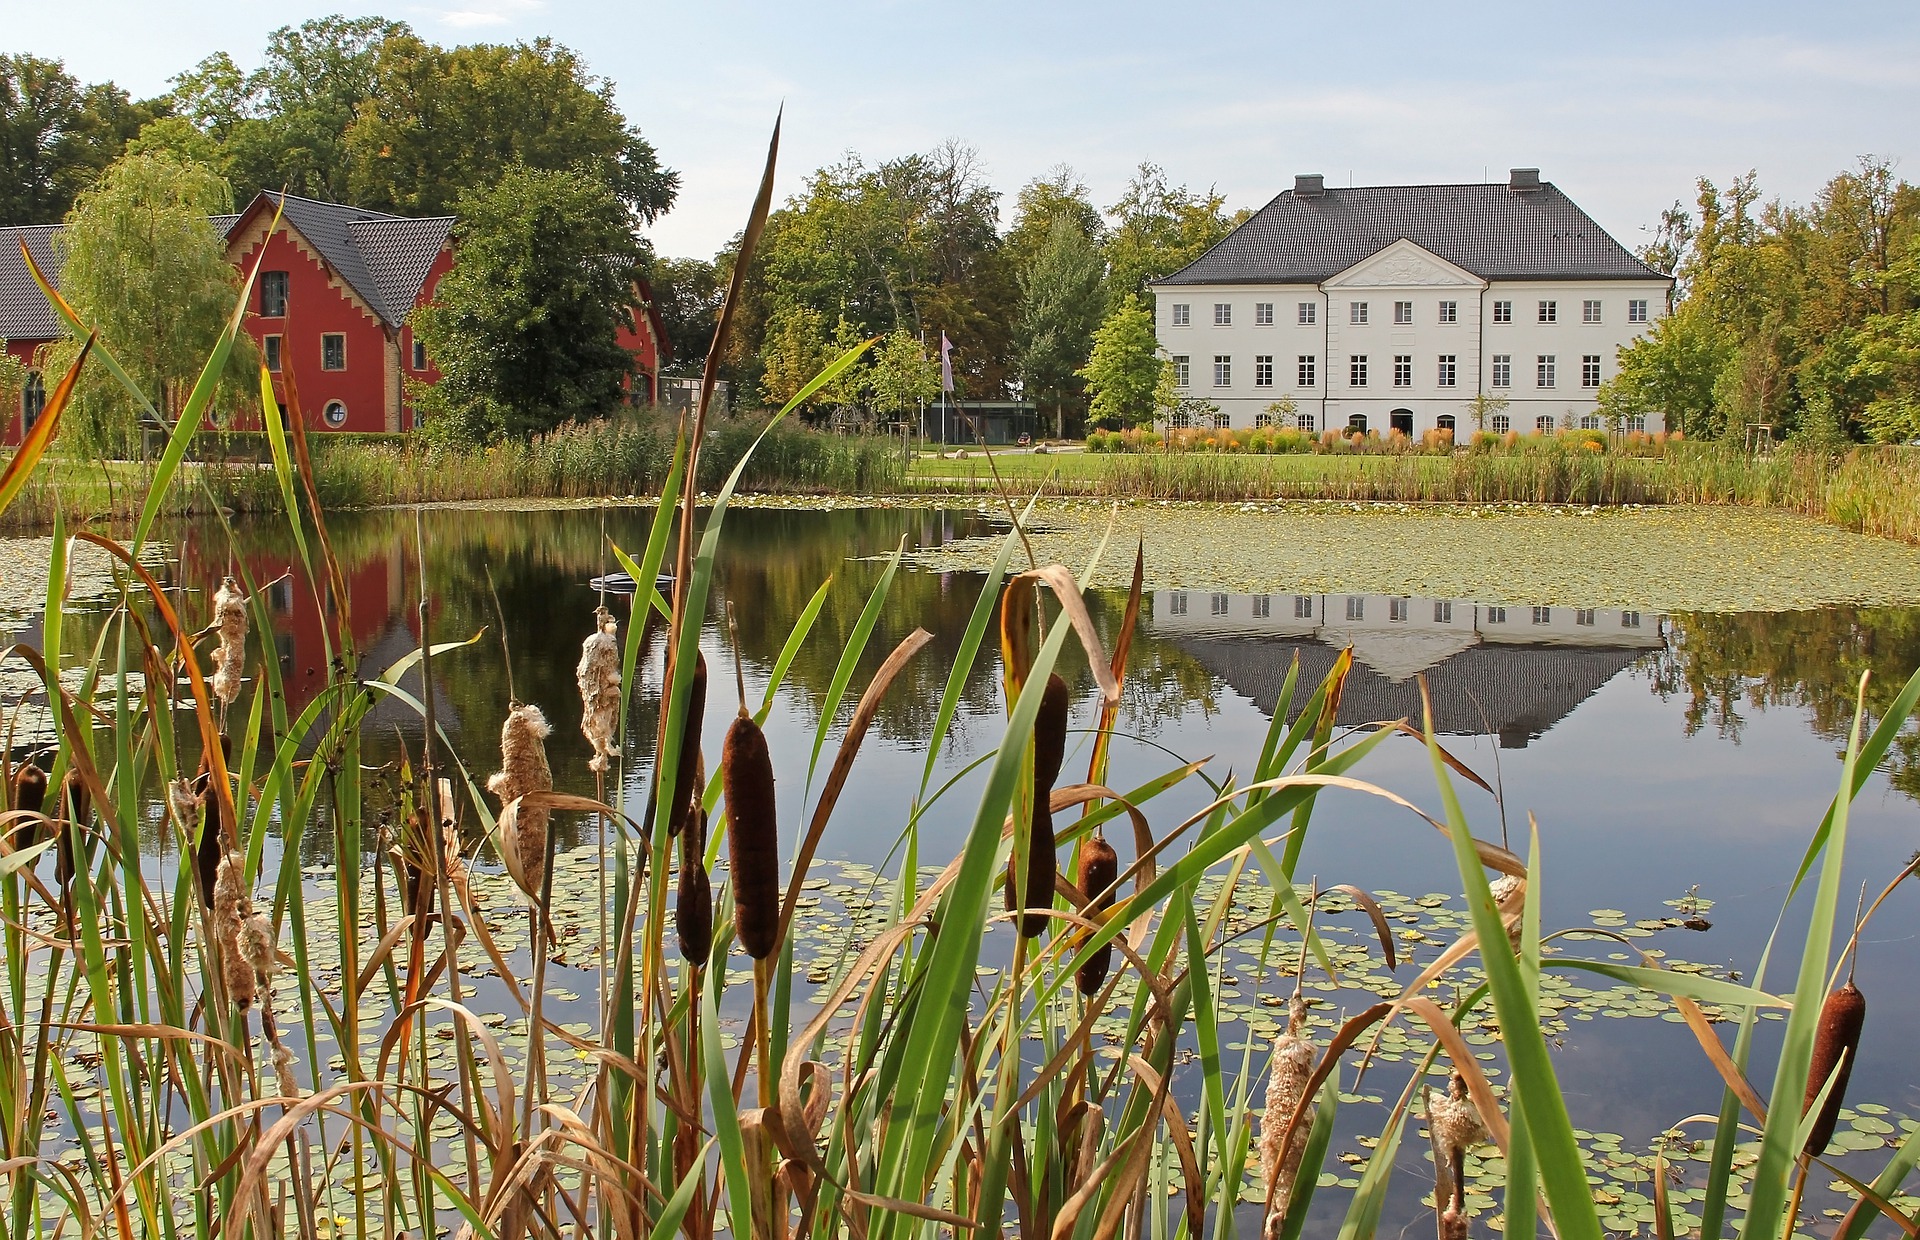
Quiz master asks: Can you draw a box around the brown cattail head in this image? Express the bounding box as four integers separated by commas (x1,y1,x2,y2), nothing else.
676,809,714,968
56,770,90,888
210,577,249,707
577,607,623,773
722,709,780,960
1803,981,1866,1156
1076,833,1119,996
666,653,708,838
487,704,553,901
8,763,47,849
213,852,257,1010
1258,993,1316,1225
1007,674,1070,938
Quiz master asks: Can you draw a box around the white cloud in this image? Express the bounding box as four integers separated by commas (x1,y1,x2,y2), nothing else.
424,0,543,29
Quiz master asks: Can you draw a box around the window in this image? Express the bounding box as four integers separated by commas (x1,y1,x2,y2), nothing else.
1389,597,1409,622
1169,410,1193,429
1582,355,1602,387
1583,299,1602,324
1298,302,1317,325
1491,414,1510,433
1537,354,1556,388
1210,592,1230,616
412,339,427,371
1538,300,1558,323
1487,606,1507,624
1438,300,1458,323
1628,299,1649,323
1622,611,1642,629
1437,355,1457,387
1536,415,1555,432
1171,303,1191,326
1294,595,1314,619
1434,600,1454,623
1169,592,1188,615
1350,302,1369,325
263,335,282,373
1298,355,1317,387
1580,414,1601,430
1575,608,1596,626
260,271,289,318
1214,303,1232,326
1213,355,1232,387
1492,300,1512,323
1298,413,1316,432
1346,413,1368,434
1393,300,1413,325
1252,594,1271,618
1254,355,1273,387
1255,412,1274,428
322,400,348,427
1212,412,1230,430
1346,596,1365,621
322,334,346,371
1626,415,1647,433
20,371,46,431
1532,606,1551,624
1437,414,1456,434
1491,355,1512,388
1349,355,1368,387
1173,355,1190,387
1255,302,1274,325
1393,355,1412,387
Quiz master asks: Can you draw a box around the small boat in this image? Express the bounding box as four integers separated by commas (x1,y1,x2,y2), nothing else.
589,572,676,598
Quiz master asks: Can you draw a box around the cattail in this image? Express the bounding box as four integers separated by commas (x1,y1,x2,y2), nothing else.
1007,674,1069,938
1258,993,1316,1231
271,1043,301,1099
1076,833,1119,996
676,807,713,967
577,607,623,773
722,708,780,960
213,852,257,1009
210,577,248,707
487,704,553,901
666,654,707,838
56,770,89,894
8,763,47,849
1802,981,1866,1156
1426,1070,1489,1238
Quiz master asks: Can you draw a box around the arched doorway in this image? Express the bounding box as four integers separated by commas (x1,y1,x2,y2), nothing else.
1346,413,1368,435
1389,408,1414,437
1436,414,1457,435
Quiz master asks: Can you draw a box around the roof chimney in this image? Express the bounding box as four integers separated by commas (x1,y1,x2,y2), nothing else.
1294,173,1325,198
1509,167,1542,193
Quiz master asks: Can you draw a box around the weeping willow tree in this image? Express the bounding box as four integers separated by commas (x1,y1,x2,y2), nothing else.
41,150,257,458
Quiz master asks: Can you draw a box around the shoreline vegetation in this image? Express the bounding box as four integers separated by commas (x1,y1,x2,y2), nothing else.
8,415,1920,547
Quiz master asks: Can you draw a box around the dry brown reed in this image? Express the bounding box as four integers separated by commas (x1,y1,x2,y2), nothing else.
210,577,248,708
1802,981,1866,1155
576,606,622,773
1075,833,1118,996
722,709,781,960
1259,992,1316,1237
488,703,554,902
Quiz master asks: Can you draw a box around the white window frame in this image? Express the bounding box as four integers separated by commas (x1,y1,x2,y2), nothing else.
1580,414,1601,429
1582,354,1602,387
1535,414,1555,432
1487,605,1507,624
1171,303,1191,326
1492,300,1512,323
1298,412,1316,432
1210,592,1230,616
1532,605,1551,624
1389,597,1409,622
1491,354,1511,388
1437,355,1457,387
1294,595,1313,619
1583,299,1602,323
1298,302,1317,325
1392,355,1412,387
1172,355,1191,388
1350,301,1370,325
1254,412,1275,428
1298,355,1317,387
1213,355,1232,387
1438,300,1458,323
1346,596,1365,621
1626,414,1647,432
1213,303,1232,326
1628,299,1649,323
1434,600,1454,623
1252,594,1271,618
1349,355,1368,387
1538,300,1558,323
1169,592,1188,615
1537,354,1556,388
1254,355,1274,387
1491,413,1510,433
1575,608,1596,626
1255,302,1274,325
1393,300,1413,325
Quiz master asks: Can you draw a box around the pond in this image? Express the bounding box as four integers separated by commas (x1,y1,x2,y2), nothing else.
9,500,1920,1233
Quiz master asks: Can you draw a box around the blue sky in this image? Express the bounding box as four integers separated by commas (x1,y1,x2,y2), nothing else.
14,1,1920,260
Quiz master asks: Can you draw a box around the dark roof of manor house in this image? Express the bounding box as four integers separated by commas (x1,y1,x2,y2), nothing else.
1154,175,1669,286
1175,633,1651,749
0,191,453,342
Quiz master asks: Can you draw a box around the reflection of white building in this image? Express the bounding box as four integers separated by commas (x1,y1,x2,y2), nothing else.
1150,170,1672,436
1151,589,1666,746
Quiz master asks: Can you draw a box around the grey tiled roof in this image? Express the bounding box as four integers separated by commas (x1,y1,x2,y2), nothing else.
349,216,453,326
0,225,65,340
1154,181,1667,285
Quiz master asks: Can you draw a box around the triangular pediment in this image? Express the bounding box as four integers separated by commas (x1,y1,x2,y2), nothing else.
1324,238,1484,289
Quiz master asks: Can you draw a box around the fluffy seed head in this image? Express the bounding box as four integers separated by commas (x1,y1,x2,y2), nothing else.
210,578,249,707
1803,981,1866,1156
577,608,623,773
213,853,257,1009
488,704,553,901
1258,993,1316,1222
1076,833,1119,996
722,710,780,959
272,1044,301,1099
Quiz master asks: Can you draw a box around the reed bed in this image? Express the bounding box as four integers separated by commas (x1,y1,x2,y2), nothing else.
1,124,1918,1240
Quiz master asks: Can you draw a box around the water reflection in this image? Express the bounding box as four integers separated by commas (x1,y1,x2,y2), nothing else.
1149,590,1665,748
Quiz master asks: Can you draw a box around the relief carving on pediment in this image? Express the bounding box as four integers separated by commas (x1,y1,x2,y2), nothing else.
1340,255,1459,286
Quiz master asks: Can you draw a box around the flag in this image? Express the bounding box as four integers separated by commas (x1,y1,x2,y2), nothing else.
939,332,954,394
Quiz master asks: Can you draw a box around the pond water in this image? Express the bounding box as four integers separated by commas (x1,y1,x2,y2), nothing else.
13,500,1920,1231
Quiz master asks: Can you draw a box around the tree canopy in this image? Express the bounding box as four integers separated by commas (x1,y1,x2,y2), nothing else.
1,55,170,224
1079,300,1169,430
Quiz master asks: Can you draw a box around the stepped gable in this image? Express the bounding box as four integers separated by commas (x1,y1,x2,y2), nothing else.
1178,634,1649,748
0,225,66,339
262,191,451,326
1156,181,1664,286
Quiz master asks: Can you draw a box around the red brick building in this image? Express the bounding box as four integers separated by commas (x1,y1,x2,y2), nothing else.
0,190,667,443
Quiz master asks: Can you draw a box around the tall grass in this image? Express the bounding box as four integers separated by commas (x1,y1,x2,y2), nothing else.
3,131,1919,1240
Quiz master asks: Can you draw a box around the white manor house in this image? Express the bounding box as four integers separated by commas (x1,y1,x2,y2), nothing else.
1150,169,1673,437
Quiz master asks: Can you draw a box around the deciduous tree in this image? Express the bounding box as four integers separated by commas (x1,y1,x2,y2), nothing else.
1017,214,1105,437
1079,299,1167,430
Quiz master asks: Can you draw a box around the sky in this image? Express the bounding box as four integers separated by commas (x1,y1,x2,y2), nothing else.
12,1,1920,261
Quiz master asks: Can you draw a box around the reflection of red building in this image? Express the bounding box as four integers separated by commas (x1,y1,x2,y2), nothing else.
0,190,670,442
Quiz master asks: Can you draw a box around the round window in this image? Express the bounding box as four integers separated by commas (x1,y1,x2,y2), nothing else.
323,400,348,427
